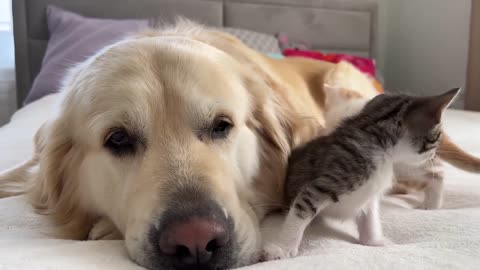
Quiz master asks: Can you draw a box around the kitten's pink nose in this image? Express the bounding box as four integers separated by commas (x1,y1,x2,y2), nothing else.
159,218,229,265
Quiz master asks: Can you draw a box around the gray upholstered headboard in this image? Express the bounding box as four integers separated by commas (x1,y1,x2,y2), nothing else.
12,0,378,108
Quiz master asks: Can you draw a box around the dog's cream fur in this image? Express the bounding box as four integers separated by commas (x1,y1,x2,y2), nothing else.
4,22,475,268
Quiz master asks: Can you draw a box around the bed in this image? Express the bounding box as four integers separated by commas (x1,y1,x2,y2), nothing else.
2,0,480,269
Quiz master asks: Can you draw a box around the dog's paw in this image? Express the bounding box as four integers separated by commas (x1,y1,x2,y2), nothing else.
88,218,122,240
359,237,385,247
260,243,298,261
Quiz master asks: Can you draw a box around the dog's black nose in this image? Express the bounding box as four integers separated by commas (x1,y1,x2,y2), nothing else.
152,187,236,270
159,217,229,266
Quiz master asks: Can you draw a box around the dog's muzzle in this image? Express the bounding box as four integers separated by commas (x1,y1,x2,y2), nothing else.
147,186,237,270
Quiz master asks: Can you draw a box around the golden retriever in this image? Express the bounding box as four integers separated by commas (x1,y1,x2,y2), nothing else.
1,21,479,270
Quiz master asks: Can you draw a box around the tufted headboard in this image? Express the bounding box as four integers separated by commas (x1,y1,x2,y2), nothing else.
12,0,378,107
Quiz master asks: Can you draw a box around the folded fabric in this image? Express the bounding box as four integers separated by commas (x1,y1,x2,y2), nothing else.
267,53,285,59
283,48,377,79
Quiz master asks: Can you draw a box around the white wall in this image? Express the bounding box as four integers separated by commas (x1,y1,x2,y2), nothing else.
378,0,471,108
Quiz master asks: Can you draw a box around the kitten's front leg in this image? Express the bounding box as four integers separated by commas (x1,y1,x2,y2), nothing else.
261,196,329,261
261,208,312,261
356,197,385,246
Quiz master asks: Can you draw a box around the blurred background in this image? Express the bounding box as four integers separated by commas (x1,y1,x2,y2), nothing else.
0,0,15,124
0,0,477,125
376,0,472,110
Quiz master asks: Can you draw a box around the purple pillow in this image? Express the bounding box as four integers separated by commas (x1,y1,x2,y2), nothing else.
25,6,149,104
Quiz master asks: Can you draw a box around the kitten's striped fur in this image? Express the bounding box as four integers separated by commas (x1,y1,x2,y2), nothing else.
323,86,458,210
262,89,459,260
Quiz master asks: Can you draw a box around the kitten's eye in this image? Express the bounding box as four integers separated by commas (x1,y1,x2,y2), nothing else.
105,128,136,156
417,130,442,154
426,131,442,144
211,117,233,139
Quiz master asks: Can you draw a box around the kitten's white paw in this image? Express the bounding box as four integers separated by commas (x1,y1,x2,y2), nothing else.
359,237,385,246
261,243,298,261
88,218,122,240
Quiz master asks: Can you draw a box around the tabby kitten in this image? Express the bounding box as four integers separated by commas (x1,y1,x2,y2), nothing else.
262,88,460,260
323,86,454,210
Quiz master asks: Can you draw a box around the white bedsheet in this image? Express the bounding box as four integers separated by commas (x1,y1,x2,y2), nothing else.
1,94,479,269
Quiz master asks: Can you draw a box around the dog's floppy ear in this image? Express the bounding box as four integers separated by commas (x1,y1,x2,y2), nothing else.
29,116,92,239
243,72,321,203
242,75,293,199
244,77,294,155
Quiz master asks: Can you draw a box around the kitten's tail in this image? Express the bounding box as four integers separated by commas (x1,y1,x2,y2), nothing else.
437,133,480,173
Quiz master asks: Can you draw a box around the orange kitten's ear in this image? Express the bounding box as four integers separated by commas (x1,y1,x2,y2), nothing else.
323,85,363,109
323,85,340,109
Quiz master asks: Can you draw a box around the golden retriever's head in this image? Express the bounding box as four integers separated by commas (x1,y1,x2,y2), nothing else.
29,29,294,269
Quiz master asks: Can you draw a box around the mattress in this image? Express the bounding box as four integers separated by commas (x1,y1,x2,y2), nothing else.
0,94,479,269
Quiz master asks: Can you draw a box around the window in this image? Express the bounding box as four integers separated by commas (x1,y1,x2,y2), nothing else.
0,0,14,70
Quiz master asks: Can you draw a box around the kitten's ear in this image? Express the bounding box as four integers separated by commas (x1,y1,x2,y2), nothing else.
422,88,461,124
323,84,363,109
408,88,461,129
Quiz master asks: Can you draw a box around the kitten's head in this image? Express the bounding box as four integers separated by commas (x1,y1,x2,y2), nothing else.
324,86,460,164
364,88,461,164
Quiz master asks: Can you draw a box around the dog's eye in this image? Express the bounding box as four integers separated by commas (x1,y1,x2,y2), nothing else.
211,117,233,139
105,129,136,156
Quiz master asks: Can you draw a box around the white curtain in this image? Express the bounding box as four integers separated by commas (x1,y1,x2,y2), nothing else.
0,0,14,71
0,0,15,124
